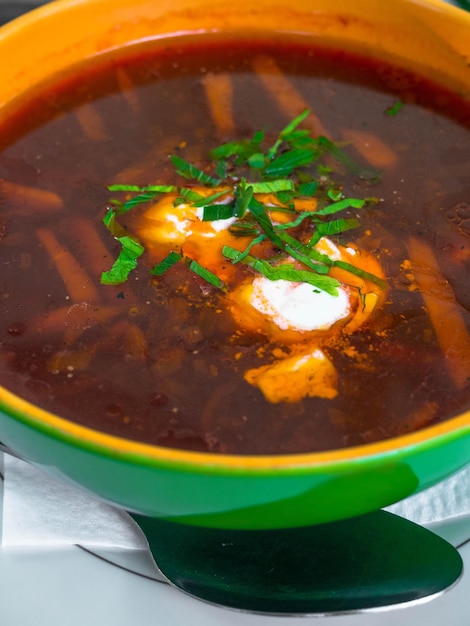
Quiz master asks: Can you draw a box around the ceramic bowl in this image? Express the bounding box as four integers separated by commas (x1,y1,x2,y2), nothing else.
0,0,470,531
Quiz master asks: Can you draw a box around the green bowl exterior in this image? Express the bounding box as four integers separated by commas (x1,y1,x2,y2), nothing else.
1,403,470,529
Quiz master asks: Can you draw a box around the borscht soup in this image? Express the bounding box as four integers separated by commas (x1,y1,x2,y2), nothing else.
1,35,470,455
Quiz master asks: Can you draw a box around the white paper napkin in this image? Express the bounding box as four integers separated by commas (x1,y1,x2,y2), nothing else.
388,467,470,526
2,452,470,549
1,454,147,549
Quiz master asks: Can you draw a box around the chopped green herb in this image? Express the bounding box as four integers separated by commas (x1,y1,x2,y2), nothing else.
316,197,365,216
267,108,311,159
215,159,228,179
280,108,311,137
385,100,404,117
202,204,235,221
101,236,145,285
264,148,316,178
107,184,176,193
192,188,230,207
106,184,178,214
247,196,285,249
150,250,183,276
118,191,161,213
175,187,206,204
298,181,319,197
187,259,226,291
247,152,266,169
224,234,267,264
170,155,221,187
327,188,343,202
284,244,331,274
103,208,117,230
276,232,333,270
315,217,361,237
150,251,226,291
222,246,340,296
332,259,387,290
275,211,317,231
274,190,297,208
233,180,253,218
102,110,385,295
210,130,264,164
318,136,381,182
250,179,295,193
228,222,260,237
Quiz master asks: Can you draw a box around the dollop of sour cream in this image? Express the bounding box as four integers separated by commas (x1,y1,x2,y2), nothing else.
139,190,385,404
250,275,351,332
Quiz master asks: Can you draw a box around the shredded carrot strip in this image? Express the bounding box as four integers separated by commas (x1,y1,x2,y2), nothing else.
407,236,470,389
65,216,138,304
47,348,95,373
0,178,63,213
124,323,148,361
252,55,328,137
342,129,398,169
116,67,141,113
112,160,154,186
65,216,112,277
36,227,100,303
31,303,123,350
47,318,146,373
75,103,109,141
402,401,439,432
201,72,235,137
31,303,122,334
65,318,127,352
111,141,174,185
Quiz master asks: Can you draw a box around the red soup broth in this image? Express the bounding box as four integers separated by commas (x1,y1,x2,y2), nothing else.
0,35,470,455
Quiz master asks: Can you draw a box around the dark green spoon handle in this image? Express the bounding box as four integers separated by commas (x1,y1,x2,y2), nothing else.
130,510,463,615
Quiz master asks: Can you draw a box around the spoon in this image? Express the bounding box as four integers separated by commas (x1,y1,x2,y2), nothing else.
0,443,463,615
453,0,470,10
130,510,463,615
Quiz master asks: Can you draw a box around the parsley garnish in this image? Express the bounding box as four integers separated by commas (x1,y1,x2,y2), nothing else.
385,100,404,117
100,110,385,294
